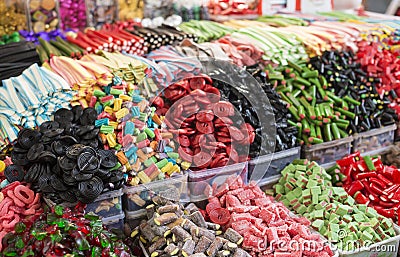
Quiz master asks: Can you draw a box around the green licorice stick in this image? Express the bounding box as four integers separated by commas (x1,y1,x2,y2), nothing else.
316,125,322,139
334,118,350,125
363,156,376,171
331,123,341,140
308,85,316,99
299,97,312,109
310,78,326,99
342,100,349,111
302,70,319,79
287,93,302,108
323,104,334,118
301,118,311,134
334,107,356,119
293,89,301,98
309,137,324,144
302,89,313,101
335,122,349,130
288,60,303,73
323,124,333,142
344,95,361,106
298,105,306,119
288,120,301,128
295,77,311,87
292,81,306,90
307,106,317,120
309,119,323,126
315,106,323,120
278,92,292,105
310,123,316,138
288,106,301,121
319,75,328,90
326,91,342,105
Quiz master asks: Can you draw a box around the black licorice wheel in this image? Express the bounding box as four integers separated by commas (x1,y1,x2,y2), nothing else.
78,176,104,203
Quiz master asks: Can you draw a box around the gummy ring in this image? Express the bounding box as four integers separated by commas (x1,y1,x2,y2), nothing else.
203,87,221,103
189,77,206,90
178,135,191,147
178,147,193,162
196,110,214,123
209,208,230,225
14,185,34,204
151,96,164,108
213,101,235,117
193,152,212,168
196,121,214,134
206,201,221,215
229,127,245,141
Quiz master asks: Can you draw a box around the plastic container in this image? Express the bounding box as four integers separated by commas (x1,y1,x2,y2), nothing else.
103,213,125,231
188,162,248,202
0,0,28,36
85,0,118,29
85,188,123,219
302,136,353,167
26,0,60,32
43,189,123,219
123,174,188,212
248,147,301,182
352,124,397,154
337,225,400,257
124,209,146,235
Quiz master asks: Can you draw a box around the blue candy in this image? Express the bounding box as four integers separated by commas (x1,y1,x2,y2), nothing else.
95,118,109,127
164,146,174,153
124,121,135,135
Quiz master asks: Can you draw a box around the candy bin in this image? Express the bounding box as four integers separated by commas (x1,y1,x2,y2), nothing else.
123,174,188,212
352,124,397,154
0,0,27,36
59,0,86,30
85,0,118,29
118,0,143,21
26,0,60,33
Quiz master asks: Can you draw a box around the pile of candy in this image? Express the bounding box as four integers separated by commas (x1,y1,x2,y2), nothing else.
0,64,72,147
157,74,255,169
127,195,249,257
0,182,43,249
204,175,335,256
0,205,132,256
274,159,396,251
10,107,125,204
333,152,400,223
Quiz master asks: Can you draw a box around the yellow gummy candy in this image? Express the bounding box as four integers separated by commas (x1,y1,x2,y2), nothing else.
113,98,123,112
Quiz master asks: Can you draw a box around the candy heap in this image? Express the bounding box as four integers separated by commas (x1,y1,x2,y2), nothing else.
128,192,249,257
356,41,400,118
274,159,396,251
333,152,400,223
381,142,400,168
66,29,145,55
10,107,125,204
0,205,132,255
0,64,72,146
178,20,236,43
157,74,255,169
310,50,398,132
0,182,43,249
204,175,335,256
36,36,86,62
0,40,40,79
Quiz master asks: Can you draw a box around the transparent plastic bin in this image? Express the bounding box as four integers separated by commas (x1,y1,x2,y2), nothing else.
103,213,125,232
302,136,353,167
124,209,146,236
85,188,123,219
123,174,188,212
337,225,400,257
248,147,301,182
352,124,397,154
188,162,248,202
43,188,123,219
